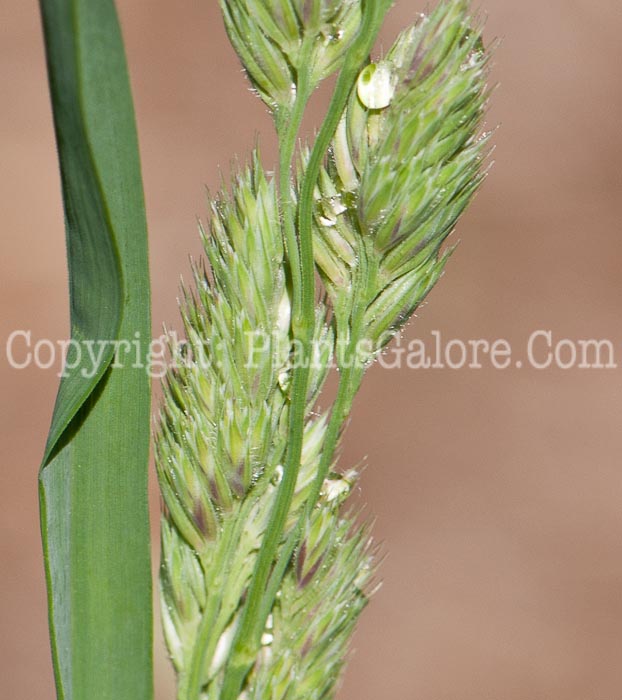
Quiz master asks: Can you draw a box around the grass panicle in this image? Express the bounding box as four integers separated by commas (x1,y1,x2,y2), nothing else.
157,2,493,698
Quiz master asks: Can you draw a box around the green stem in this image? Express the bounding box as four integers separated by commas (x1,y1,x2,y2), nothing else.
305,237,381,513
257,361,361,625
218,42,315,700
182,511,249,700
255,0,393,624
260,243,375,622
181,588,221,700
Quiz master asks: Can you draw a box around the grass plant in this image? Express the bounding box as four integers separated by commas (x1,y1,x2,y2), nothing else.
38,2,492,698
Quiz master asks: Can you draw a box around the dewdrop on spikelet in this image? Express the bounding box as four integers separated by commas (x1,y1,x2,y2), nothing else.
356,62,396,109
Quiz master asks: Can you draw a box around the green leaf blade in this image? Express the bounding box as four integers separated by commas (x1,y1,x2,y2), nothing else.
38,1,153,699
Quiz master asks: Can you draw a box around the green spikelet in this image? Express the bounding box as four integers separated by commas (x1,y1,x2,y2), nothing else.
248,499,374,700
219,0,363,110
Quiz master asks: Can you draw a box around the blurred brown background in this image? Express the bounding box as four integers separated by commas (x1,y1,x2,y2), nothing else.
2,1,622,698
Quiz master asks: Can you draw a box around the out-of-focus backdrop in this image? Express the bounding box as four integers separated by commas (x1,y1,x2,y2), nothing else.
2,1,622,698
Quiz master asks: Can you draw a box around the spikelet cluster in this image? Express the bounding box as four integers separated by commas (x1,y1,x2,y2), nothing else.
248,501,374,700
220,0,363,109
315,0,491,353
157,1,492,698
156,156,374,699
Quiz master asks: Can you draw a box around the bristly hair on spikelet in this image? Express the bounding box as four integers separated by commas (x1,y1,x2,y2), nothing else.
156,1,493,699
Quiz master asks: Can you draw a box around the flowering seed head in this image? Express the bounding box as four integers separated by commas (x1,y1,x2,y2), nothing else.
158,2,493,696
219,0,363,110
315,0,492,354
156,154,373,698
